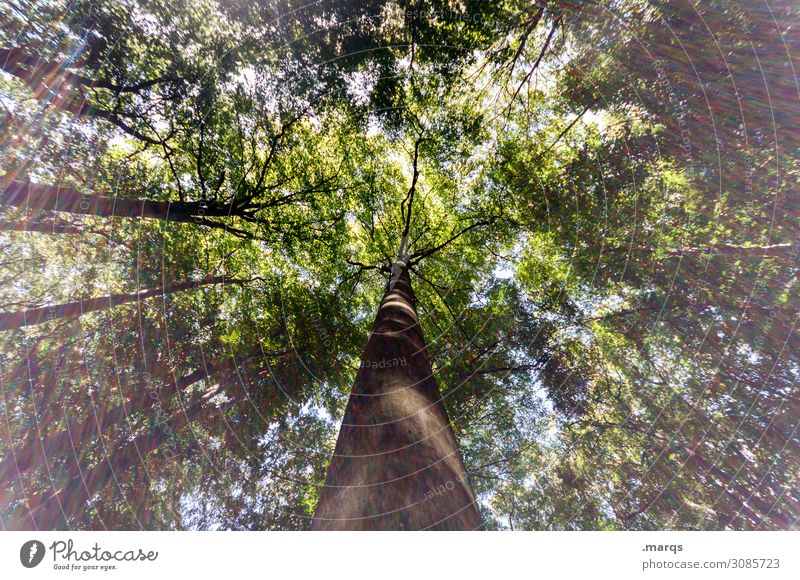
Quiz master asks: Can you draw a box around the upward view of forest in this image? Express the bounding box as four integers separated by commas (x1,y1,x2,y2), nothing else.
0,0,797,531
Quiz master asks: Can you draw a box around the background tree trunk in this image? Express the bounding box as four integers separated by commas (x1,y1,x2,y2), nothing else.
1,180,235,223
312,264,482,530
0,275,240,330
613,242,795,260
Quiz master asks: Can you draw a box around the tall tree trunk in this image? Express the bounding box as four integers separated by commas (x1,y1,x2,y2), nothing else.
1,179,236,223
312,264,482,530
0,275,241,331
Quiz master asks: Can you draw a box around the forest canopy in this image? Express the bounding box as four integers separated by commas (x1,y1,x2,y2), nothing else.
0,0,798,530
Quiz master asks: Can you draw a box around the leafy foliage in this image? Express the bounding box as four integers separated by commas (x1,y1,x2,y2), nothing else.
0,0,797,530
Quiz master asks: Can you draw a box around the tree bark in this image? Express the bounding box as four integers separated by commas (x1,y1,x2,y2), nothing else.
0,275,241,331
1,179,236,222
312,264,482,530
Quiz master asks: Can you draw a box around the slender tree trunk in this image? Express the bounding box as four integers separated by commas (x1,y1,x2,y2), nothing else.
312,264,482,530
1,179,235,223
0,275,241,331
617,242,796,260
671,243,796,259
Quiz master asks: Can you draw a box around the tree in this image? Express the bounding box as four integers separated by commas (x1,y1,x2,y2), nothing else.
0,275,245,330
313,263,482,530
1,0,797,532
